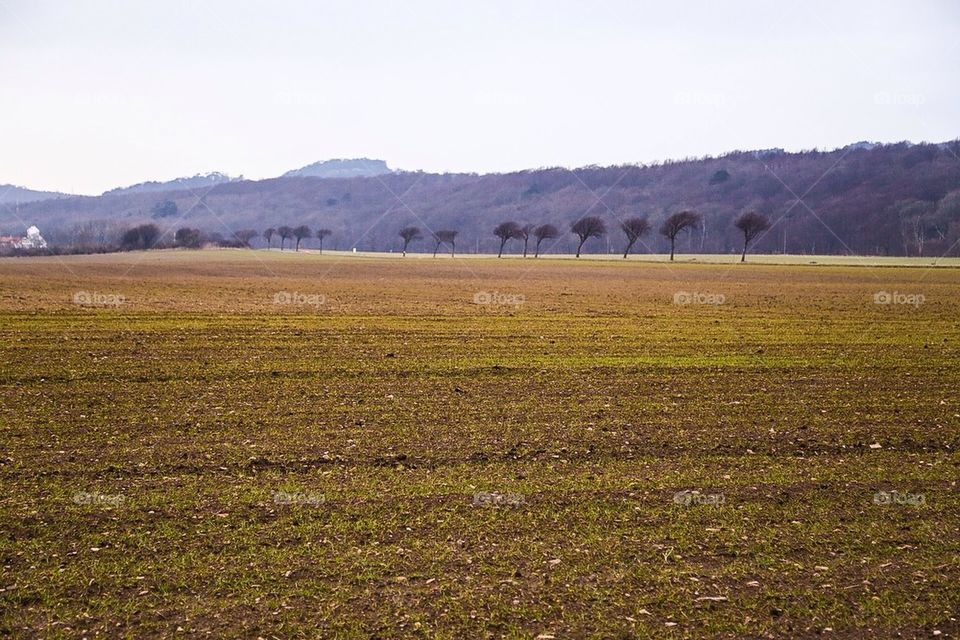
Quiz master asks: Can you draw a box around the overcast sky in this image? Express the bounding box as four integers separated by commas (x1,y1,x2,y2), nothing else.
1,0,958,195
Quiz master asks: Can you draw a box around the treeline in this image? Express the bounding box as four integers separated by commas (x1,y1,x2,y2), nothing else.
6,140,960,257
16,210,771,262
0,223,258,256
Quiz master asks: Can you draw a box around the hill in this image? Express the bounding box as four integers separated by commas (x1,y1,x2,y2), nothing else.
282,158,393,179
4,141,960,256
0,184,75,203
103,172,240,196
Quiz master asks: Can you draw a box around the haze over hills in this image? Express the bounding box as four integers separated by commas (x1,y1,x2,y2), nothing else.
99,160,393,197
103,172,241,196
0,184,76,204
3,142,959,256
282,158,393,179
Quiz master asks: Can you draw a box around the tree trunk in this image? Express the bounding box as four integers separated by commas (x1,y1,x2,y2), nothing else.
623,239,634,259
450,241,455,257
535,239,542,258
433,241,440,257
296,238,301,251
576,238,586,258
741,236,747,262
498,238,506,258
669,238,675,261
319,238,324,254
523,238,529,258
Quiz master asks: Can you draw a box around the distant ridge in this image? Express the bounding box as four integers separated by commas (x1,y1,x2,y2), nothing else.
283,158,392,179
0,184,74,203
104,172,240,196
5,139,960,257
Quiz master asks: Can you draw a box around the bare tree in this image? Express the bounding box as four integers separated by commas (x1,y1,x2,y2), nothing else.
734,211,772,262
493,221,523,257
399,226,422,256
316,228,332,253
263,227,276,249
68,219,121,251
659,211,701,261
293,225,311,251
121,223,162,250
432,229,458,257
897,200,935,257
277,225,292,251
234,229,258,248
519,223,534,258
533,224,559,258
620,217,651,258
570,216,606,258
174,227,203,249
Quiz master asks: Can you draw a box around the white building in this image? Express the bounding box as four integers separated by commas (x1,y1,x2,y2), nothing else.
0,226,47,249
15,226,47,249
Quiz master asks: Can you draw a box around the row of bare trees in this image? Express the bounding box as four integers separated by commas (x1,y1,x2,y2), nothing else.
486,211,771,261
261,226,333,252
399,227,462,257
247,211,771,260
397,224,562,258
492,223,560,258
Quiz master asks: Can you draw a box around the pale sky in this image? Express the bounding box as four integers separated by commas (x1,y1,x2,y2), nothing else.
1,0,958,195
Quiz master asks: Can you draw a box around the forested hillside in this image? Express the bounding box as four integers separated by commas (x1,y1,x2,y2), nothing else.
5,141,959,256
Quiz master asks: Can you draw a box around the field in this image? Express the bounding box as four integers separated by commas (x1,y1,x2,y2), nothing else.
1,250,958,638
293,249,960,268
